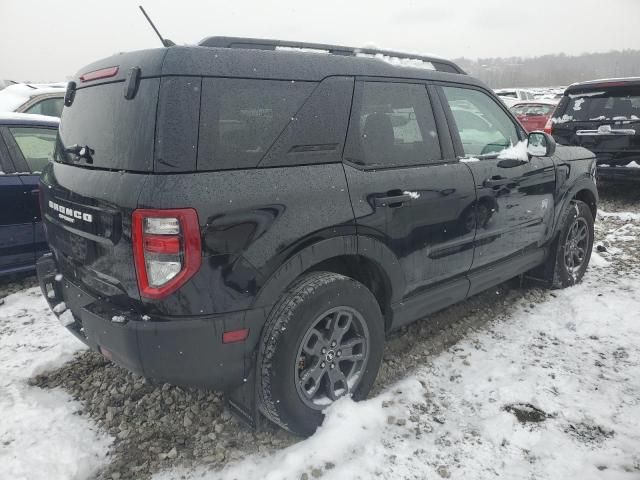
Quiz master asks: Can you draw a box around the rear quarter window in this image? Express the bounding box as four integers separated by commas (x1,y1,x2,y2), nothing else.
197,79,316,170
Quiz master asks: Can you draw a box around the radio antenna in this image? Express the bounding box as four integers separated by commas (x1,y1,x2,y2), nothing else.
139,6,175,47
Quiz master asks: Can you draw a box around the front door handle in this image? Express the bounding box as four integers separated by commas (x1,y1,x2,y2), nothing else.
374,194,413,208
483,177,512,188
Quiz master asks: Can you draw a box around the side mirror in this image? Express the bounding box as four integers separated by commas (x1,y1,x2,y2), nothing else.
527,131,556,157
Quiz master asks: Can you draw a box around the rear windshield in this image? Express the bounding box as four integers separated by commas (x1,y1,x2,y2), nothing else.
562,87,640,122
511,104,555,116
497,91,517,99
55,79,160,171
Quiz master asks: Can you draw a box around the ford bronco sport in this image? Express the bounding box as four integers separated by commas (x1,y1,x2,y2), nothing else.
37,38,598,436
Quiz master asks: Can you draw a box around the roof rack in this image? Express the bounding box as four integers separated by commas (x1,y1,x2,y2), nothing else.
198,37,465,74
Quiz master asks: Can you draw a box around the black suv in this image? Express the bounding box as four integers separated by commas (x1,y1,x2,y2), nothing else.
551,77,640,181
37,38,598,436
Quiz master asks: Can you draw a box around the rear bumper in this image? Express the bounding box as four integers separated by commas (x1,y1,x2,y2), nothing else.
597,165,640,182
36,253,263,391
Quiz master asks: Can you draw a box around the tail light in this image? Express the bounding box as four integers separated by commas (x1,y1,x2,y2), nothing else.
543,116,553,135
132,209,201,299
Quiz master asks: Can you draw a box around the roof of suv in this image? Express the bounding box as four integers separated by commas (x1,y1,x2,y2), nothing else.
74,38,488,89
565,77,640,94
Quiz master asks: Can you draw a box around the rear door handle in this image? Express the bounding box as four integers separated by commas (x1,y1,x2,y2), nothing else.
483,177,512,188
374,194,413,208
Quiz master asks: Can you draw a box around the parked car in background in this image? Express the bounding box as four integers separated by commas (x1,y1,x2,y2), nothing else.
0,113,58,275
36,37,597,437
0,83,66,117
510,101,557,132
550,77,640,181
0,80,18,91
494,88,536,107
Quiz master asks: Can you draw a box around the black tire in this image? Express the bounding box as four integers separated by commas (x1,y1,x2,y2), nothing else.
258,271,384,436
551,200,594,288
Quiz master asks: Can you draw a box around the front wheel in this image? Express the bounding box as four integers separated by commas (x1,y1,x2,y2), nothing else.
552,200,595,288
258,272,384,436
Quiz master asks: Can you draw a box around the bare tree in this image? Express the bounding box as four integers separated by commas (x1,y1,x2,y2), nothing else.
455,50,640,88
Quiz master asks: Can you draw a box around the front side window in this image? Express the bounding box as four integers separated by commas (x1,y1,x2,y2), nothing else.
443,86,520,157
24,97,64,117
8,127,57,172
345,82,441,167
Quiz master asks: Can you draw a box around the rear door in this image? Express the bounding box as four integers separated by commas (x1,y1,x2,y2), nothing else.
553,85,640,165
343,80,476,299
0,133,34,271
2,125,58,262
438,85,556,269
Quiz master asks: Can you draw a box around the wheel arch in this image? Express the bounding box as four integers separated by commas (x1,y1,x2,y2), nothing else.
251,235,404,331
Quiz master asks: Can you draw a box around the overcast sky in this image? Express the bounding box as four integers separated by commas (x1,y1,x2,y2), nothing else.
2,0,639,82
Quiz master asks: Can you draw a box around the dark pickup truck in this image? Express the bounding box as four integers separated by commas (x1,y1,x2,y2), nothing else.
37,38,597,435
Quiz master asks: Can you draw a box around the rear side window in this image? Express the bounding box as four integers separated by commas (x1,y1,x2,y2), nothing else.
344,82,441,167
443,86,520,157
561,88,640,122
8,127,56,172
198,79,316,170
24,97,64,117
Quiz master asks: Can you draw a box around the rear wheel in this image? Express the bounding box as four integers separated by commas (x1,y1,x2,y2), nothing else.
551,200,594,287
258,272,384,436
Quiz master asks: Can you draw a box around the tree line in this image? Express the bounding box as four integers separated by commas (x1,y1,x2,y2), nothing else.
454,50,640,88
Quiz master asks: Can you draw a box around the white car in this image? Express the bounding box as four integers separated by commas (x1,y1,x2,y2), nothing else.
494,88,537,107
0,82,66,117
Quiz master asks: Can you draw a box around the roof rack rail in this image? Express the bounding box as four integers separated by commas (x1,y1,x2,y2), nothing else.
198,37,465,74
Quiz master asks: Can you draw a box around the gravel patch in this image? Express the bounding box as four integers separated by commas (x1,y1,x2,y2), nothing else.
28,186,640,479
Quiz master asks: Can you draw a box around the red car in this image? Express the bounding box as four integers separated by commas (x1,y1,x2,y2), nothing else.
510,101,557,132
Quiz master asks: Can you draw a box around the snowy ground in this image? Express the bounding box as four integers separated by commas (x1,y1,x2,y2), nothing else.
0,287,111,479
1,187,639,480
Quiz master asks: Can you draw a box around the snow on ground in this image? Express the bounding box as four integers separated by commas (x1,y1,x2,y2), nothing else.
1,207,639,480
156,221,640,479
0,287,112,480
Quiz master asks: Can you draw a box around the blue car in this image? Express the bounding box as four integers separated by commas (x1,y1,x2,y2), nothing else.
0,113,59,275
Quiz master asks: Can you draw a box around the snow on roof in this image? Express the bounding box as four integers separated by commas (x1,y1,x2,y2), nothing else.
0,82,66,113
0,112,60,124
567,77,640,90
511,99,559,106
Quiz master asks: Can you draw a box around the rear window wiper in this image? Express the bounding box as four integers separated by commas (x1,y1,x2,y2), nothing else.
64,144,95,164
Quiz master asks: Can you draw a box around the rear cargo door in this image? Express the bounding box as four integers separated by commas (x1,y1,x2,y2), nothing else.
553,86,640,164
41,68,162,304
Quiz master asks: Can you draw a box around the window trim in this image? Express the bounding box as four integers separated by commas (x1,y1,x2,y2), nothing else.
434,82,526,160
16,93,65,116
342,78,447,171
0,130,17,174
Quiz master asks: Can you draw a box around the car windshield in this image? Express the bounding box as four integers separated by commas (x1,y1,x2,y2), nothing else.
497,91,518,99
565,87,640,121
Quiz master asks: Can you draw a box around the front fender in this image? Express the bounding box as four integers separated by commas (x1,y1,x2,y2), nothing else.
551,154,597,239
